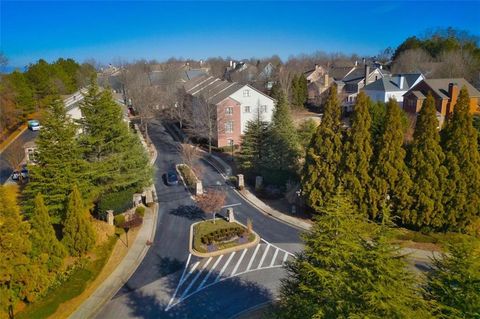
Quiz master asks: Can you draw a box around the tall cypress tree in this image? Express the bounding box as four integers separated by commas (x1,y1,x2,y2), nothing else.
369,98,412,221
441,86,480,230
407,94,448,229
238,111,269,176
30,193,66,272
62,185,96,256
342,91,373,216
426,239,480,318
78,81,152,193
23,97,91,222
264,90,301,180
275,191,432,319
302,84,342,211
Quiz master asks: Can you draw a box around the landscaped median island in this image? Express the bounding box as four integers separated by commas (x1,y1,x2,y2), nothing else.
176,164,199,191
191,219,260,257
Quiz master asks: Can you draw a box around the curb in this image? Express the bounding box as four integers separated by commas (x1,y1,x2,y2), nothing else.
188,220,260,258
0,125,28,154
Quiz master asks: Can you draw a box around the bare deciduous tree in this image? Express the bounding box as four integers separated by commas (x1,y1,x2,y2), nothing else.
178,143,199,168
391,48,434,75
196,190,226,224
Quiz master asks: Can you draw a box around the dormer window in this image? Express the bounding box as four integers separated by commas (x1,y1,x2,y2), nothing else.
243,89,250,97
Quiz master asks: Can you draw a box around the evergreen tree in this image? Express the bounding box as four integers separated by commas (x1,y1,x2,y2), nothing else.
426,239,480,318
301,84,342,211
297,118,318,153
30,193,66,272
8,71,36,118
269,81,283,101
78,81,152,193
342,91,373,216
238,110,269,176
23,98,91,222
0,185,47,317
441,86,480,230
369,98,412,221
369,100,387,150
406,94,448,229
62,185,96,256
291,74,308,109
275,191,432,319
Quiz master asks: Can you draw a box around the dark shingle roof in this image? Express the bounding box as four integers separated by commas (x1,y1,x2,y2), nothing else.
423,78,480,98
364,74,424,92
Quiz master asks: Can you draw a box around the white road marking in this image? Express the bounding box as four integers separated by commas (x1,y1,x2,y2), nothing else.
257,244,271,269
166,254,192,311
246,244,260,272
215,252,236,282
181,261,200,284
198,255,223,289
231,248,247,275
270,248,279,267
283,251,289,263
181,257,212,298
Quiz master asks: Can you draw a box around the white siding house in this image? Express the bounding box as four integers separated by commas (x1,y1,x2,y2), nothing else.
364,73,425,106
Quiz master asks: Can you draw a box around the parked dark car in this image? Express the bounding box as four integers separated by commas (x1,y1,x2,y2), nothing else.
166,169,179,186
12,170,20,181
20,166,29,179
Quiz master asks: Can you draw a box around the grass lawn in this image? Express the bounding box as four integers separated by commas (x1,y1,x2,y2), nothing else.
17,236,118,319
193,219,255,253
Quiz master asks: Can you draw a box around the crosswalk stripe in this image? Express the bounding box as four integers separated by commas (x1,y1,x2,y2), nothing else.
231,248,248,276
246,244,260,272
198,255,223,289
181,257,212,298
270,248,279,267
181,261,200,285
257,244,271,269
282,251,289,263
215,252,236,282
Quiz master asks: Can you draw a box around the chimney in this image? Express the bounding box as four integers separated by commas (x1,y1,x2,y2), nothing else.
355,60,358,66
229,60,233,68
364,64,370,85
399,76,405,90
448,83,460,114
324,73,329,87
233,62,237,69
315,64,319,70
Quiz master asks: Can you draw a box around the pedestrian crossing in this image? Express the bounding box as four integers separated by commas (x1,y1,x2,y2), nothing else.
165,239,295,311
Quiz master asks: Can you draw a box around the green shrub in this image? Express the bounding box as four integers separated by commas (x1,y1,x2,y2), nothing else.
135,206,146,217
178,165,197,188
96,187,136,216
114,214,126,227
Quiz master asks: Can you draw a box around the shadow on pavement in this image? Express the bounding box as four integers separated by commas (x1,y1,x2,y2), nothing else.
169,205,205,221
124,272,273,319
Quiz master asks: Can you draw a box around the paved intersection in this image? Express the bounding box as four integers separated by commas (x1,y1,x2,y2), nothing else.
166,239,295,311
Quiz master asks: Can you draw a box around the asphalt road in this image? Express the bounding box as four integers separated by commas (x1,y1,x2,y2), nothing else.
0,129,38,184
95,121,302,319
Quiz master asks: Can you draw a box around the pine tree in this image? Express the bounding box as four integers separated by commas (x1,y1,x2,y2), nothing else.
369,98,412,221
275,191,432,319
342,91,373,216
441,86,480,230
0,185,47,317
291,74,308,109
62,185,96,256
369,100,387,150
30,193,66,272
406,93,448,229
23,97,92,222
426,239,480,318
238,110,269,175
264,90,301,181
301,84,342,211
78,81,152,194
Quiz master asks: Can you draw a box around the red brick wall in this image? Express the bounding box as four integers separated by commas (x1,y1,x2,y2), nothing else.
216,97,241,148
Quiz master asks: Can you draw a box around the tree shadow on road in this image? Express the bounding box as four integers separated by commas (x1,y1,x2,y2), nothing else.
169,205,205,221
124,272,274,319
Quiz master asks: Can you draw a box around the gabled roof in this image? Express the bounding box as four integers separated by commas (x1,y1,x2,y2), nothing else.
421,78,480,99
329,66,356,81
364,73,424,92
184,75,275,105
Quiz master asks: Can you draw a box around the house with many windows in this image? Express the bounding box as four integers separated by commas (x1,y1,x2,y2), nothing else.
184,75,276,147
363,73,425,106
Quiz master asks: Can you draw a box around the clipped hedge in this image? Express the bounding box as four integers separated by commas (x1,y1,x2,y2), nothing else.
178,165,197,189
135,206,146,217
200,226,245,245
96,187,137,217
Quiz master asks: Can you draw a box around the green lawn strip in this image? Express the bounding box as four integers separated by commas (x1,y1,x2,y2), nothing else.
391,227,479,249
17,236,117,319
177,164,197,189
193,219,254,253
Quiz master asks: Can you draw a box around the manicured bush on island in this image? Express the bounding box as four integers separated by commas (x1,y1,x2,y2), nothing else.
96,187,136,216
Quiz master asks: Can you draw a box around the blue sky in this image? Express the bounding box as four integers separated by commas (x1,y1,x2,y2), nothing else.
1,1,479,67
